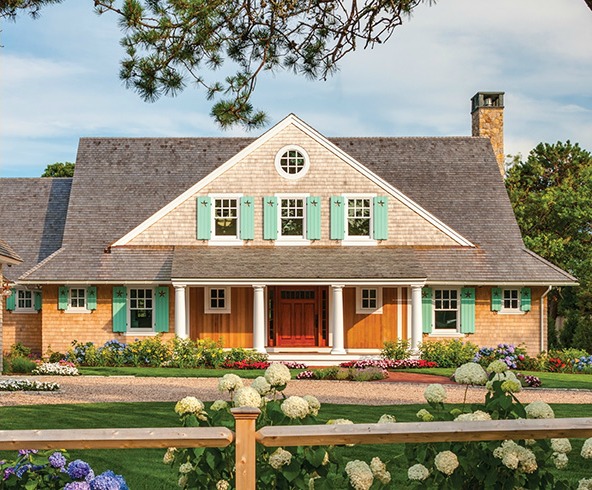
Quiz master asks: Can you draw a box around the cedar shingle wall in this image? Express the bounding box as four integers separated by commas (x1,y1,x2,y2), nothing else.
2,305,42,355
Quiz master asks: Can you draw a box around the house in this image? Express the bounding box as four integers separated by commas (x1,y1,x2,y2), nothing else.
0,93,577,362
0,238,23,370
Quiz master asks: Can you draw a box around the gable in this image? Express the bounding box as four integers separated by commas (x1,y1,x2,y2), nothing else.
119,117,471,248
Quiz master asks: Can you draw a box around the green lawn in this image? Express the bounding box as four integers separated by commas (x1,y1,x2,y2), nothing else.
79,366,303,379
1,402,590,489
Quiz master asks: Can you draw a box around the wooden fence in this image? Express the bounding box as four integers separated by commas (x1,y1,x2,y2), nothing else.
1,409,591,490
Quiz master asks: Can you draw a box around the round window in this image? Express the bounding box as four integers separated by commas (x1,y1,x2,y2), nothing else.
274,146,310,180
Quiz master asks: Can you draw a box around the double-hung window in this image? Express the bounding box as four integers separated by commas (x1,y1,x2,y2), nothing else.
129,288,153,330
279,197,306,240
213,198,239,238
17,290,34,312
347,197,372,238
332,194,387,243
434,289,458,329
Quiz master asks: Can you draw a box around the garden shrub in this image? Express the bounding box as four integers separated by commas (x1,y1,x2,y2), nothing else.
10,342,32,358
223,347,269,364
419,339,478,368
6,356,37,374
544,348,591,373
67,340,102,366
570,315,592,354
48,351,66,363
473,343,529,369
194,338,225,368
101,339,130,366
126,335,170,367
381,339,411,360
166,337,202,368
350,367,388,381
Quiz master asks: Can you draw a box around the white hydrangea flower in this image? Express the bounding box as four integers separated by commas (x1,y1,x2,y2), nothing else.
234,387,262,408
424,383,447,404
210,400,228,411
525,401,555,419
251,376,272,396
174,396,205,416
486,359,509,374
408,463,430,481
178,475,188,488
370,457,391,484
218,373,244,393
327,418,354,425
416,409,434,422
581,438,592,459
454,410,492,422
216,481,230,490
434,450,459,476
303,395,321,416
493,440,537,473
453,362,488,385
486,371,521,392
553,452,569,469
281,396,310,419
163,447,176,465
345,460,374,490
578,478,592,490
377,414,397,424
551,438,572,454
264,363,291,387
179,462,193,474
269,448,292,470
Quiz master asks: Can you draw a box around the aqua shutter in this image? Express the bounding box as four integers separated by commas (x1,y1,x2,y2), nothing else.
491,287,502,311
520,287,531,311
240,196,255,240
112,287,127,333
86,286,97,311
306,196,322,240
373,196,389,240
58,286,69,310
34,291,42,311
196,196,211,240
460,287,476,333
6,290,16,311
422,287,432,333
154,286,170,333
330,196,345,240
263,196,278,240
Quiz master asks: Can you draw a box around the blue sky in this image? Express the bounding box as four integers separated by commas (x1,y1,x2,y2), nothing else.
1,0,591,177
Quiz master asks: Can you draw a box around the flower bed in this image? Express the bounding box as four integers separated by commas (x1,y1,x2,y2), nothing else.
0,379,59,391
340,359,438,369
32,361,79,376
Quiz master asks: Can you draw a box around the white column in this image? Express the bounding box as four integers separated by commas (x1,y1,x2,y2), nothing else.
252,285,266,353
411,285,423,353
174,285,188,339
331,284,346,355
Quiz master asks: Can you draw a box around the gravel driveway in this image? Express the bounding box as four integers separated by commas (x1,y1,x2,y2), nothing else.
2,375,592,407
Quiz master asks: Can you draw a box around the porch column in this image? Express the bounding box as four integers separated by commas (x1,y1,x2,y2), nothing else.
411,285,423,353
252,285,266,353
331,284,346,355
175,285,188,339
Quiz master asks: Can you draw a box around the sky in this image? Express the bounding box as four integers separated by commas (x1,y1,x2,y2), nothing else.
1,1,591,177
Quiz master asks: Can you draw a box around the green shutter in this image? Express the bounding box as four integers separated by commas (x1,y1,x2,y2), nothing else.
330,196,345,240
460,287,476,333
491,287,502,312
520,287,531,312
58,286,69,310
86,286,97,311
154,286,169,333
373,196,389,240
112,287,127,333
240,196,255,240
306,196,321,240
263,196,278,240
422,287,432,333
5,289,16,311
196,196,211,240
34,291,42,311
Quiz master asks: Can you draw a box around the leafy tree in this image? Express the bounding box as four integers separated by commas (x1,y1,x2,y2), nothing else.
0,0,62,20
41,161,75,177
505,141,592,347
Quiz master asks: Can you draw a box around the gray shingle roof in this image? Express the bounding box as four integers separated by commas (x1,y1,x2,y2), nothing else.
0,178,71,280
0,238,22,264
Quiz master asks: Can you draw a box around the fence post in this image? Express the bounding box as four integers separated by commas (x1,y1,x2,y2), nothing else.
231,407,260,490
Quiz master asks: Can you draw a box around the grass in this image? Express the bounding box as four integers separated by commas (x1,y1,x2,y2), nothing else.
0,402,590,489
79,366,303,379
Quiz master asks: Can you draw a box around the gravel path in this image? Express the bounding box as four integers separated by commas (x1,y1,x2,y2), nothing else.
2,375,592,407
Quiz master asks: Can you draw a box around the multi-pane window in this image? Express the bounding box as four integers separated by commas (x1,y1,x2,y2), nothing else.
129,288,153,329
69,288,86,309
17,290,33,310
361,288,378,309
434,289,458,329
279,150,306,175
347,198,371,237
205,287,231,314
280,198,305,237
503,289,519,310
214,198,238,237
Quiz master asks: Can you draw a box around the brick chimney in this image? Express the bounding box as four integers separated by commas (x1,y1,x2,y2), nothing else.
471,92,505,176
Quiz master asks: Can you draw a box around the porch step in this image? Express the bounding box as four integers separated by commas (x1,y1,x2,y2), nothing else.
267,350,382,367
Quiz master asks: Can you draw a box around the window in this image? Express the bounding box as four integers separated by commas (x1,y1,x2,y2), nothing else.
213,198,239,238
503,289,519,310
17,290,34,311
274,146,310,180
129,288,153,329
205,287,231,314
280,198,305,238
347,198,371,237
356,287,383,314
434,289,458,329
69,288,86,309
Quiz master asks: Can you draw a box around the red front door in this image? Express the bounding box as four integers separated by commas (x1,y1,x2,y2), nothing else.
276,288,317,347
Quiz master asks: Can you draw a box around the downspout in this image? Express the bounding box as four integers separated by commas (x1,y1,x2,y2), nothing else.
540,286,552,353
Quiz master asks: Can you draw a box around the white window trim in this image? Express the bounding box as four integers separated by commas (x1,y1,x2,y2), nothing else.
65,287,91,314
499,288,526,315
432,288,460,333
204,286,232,314
274,145,310,180
275,193,311,245
355,287,383,314
14,288,36,313
127,287,155,332
209,193,243,245
342,193,377,245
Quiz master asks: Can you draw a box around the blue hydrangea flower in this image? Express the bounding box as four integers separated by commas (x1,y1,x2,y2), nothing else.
89,472,122,490
49,451,67,468
16,464,32,478
67,459,93,479
64,482,91,490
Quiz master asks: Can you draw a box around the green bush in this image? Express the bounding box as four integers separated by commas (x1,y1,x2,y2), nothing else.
7,356,37,374
10,342,31,358
571,315,592,354
419,339,478,368
167,337,202,368
381,339,411,360
194,338,225,368
224,347,269,365
350,367,386,381
313,366,340,380
126,335,170,367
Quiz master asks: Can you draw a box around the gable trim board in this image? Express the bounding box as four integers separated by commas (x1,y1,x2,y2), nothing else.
110,114,475,249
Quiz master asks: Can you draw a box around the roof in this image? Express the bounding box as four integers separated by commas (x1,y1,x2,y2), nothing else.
0,238,22,265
